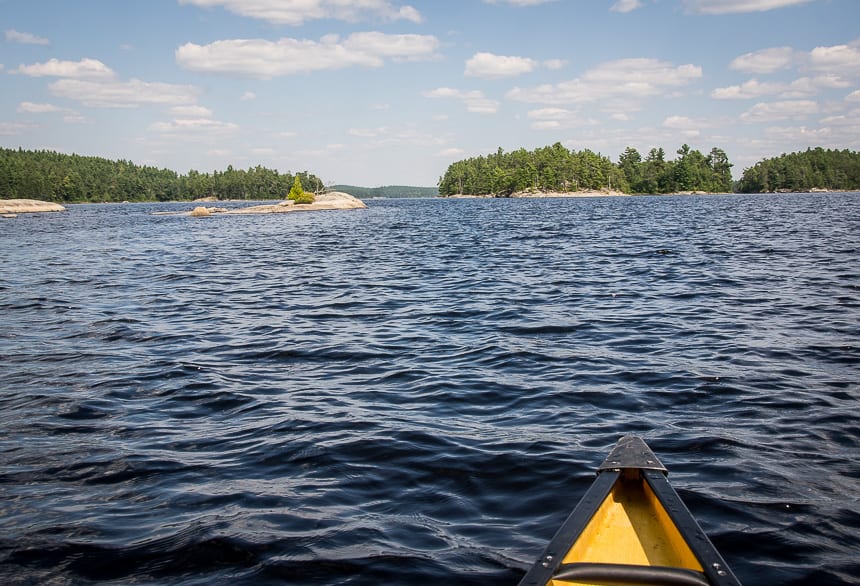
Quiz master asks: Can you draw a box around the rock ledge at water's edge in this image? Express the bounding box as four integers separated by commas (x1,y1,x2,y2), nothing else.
1,199,67,215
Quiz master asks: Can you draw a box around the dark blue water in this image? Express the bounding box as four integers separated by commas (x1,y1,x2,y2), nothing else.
1,194,858,585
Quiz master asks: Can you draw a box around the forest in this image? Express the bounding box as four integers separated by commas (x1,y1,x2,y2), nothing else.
437,143,733,196
0,148,323,203
332,185,438,198
736,147,860,193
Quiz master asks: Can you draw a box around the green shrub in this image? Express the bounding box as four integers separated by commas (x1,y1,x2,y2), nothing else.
287,175,315,204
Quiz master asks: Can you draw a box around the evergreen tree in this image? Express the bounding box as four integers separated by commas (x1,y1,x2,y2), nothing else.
288,175,314,204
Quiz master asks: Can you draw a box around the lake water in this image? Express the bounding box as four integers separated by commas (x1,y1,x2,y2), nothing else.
1,194,858,585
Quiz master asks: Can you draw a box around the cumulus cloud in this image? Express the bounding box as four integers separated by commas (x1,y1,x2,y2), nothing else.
611,0,643,13
150,117,239,137
507,58,702,110
730,47,797,73
13,58,115,79
682,0,814,14
16,101,84,123
424,87,499,114
712,78,788,99
809,41,860,77
5,29,50,45
721,40,860,102
176,32,440,78
17,101,62,113
465,52,538,79
49,78,200,108
740,99,819,123
178,0,422,25
170,105,215,117
526,107,596,130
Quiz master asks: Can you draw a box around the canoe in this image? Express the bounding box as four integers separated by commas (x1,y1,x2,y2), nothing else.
519,435,740,586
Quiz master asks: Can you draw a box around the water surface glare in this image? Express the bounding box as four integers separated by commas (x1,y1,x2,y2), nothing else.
1,194,858,584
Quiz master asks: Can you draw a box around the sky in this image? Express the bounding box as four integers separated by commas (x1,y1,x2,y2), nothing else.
2,0,859,187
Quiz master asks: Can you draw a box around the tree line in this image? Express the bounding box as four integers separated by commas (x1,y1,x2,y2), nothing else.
736,147,860,193
0,147,323,203
438,143,734,196
332,185,439,198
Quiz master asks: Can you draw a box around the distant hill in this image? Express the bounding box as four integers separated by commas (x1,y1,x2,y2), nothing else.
331,185,438,198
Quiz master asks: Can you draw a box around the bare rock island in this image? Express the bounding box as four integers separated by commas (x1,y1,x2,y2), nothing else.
1,199,67,217
157,191,367,217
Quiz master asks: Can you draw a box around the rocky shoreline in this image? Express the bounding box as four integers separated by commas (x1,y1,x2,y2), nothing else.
447,189,627,199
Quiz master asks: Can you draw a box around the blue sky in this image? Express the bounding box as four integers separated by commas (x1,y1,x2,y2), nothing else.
2,0,859,186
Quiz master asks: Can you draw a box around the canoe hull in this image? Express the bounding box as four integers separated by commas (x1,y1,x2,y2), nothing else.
519,436,740,586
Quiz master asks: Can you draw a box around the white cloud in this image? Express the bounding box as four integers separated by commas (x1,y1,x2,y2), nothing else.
465,52,537,79
611,0,643,13
17,101,62,113
16,101,85,123
507,58,702,110
13,58,115,79
170,105,215,117
730,47,797,73
784,75,852,96
526,107,596,130
240,91,257,101
663,115,697,129
847,90,860,103
682,0,814,14
425,87,499,114
720,41,860,101
5,29,50,45
178,0,422,25
712,78,787,99
740,99,819,123
662,115,704,137
50,78,200,108
543,59,566,70
149,117,240,137
349,127,389,138
809,42,860,77
176,33,440,78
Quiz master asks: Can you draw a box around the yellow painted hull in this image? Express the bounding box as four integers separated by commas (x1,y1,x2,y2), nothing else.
519,436,740,586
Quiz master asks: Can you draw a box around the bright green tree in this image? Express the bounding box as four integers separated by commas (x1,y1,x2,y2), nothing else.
287,175,314,204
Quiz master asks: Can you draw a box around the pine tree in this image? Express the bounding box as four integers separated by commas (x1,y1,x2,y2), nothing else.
287,175,314,204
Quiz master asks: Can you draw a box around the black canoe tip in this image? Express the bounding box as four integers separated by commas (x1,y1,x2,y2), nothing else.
597,434,668,473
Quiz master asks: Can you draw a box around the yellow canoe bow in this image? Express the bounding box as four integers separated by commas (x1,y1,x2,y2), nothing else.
519,435,741,586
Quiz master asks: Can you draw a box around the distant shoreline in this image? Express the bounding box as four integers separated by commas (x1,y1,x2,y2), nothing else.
444,188,860,199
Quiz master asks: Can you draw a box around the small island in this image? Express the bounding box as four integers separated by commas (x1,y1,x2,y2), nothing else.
175,191,366,217
1,199,67,217
165,175,366,216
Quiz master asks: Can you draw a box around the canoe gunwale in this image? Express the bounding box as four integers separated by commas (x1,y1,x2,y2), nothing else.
518,436,741,586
